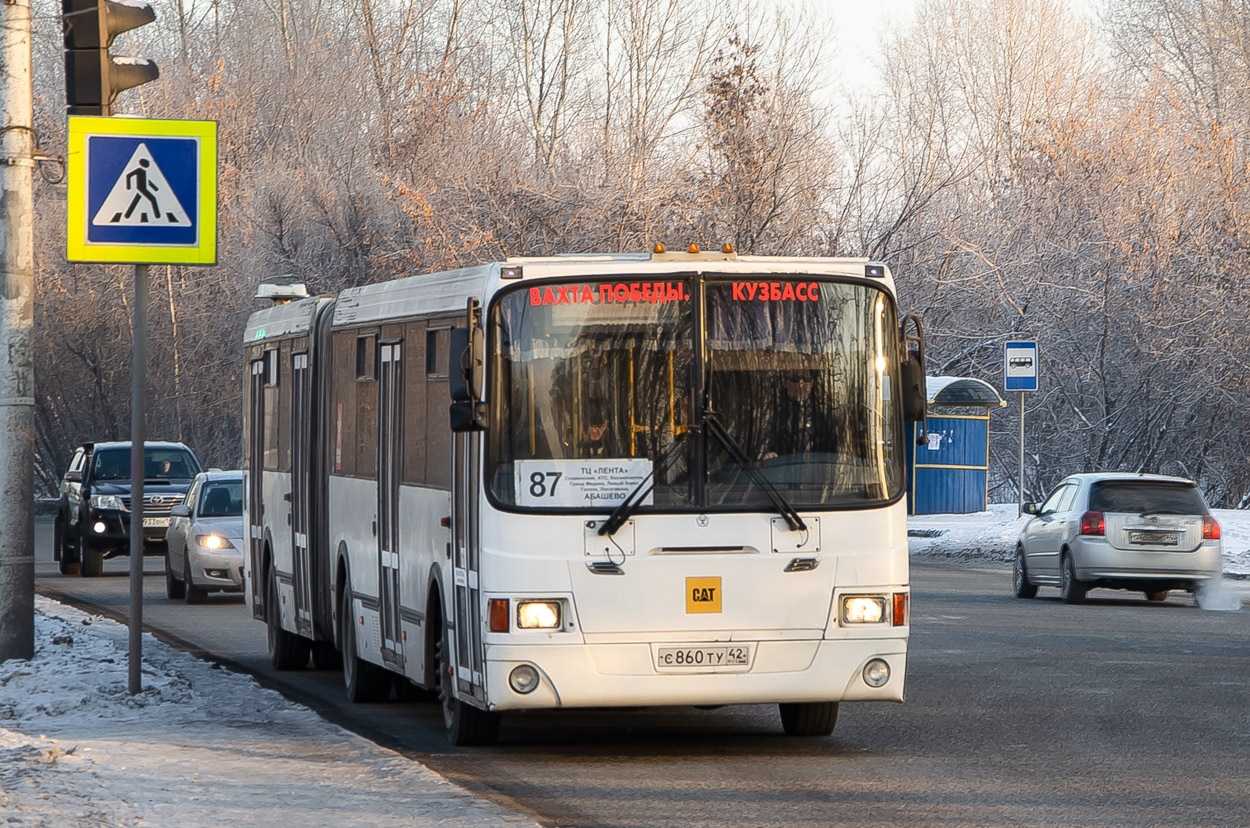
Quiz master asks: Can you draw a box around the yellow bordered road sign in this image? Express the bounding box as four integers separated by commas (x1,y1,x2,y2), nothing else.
67,117,217,265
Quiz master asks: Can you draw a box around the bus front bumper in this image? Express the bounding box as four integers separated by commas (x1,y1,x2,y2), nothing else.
481,637,907,712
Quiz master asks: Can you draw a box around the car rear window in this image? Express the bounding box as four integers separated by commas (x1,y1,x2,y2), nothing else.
1088,481,1206,514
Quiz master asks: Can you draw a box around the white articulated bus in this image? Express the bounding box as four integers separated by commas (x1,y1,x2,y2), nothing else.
243,250,927,745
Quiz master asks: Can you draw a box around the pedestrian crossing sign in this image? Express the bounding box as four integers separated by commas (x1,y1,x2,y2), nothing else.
67,117,217,265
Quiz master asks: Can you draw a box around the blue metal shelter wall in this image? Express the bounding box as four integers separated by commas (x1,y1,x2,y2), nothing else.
907,415,990,514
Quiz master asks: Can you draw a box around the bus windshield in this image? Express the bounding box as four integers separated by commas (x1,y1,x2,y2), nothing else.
486,275,905,512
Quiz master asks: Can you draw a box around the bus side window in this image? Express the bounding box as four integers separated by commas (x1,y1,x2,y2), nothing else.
356,331,379,480
403,321,428,485
278,338,294,472
332,330,357,476
263,347,280,471
426,326,453,488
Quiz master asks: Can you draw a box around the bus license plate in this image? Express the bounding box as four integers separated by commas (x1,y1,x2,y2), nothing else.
655,645,751,670
1129,530,1178,545
142,517,170,528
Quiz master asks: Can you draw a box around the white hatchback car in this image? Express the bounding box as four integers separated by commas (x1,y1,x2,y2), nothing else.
1014,473,1222,604
164,471,245,603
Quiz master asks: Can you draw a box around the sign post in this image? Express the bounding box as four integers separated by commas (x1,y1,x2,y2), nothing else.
1004,341,1039,517
67,116,216,692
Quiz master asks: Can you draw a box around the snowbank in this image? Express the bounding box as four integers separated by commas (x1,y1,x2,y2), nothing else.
0,597,538,827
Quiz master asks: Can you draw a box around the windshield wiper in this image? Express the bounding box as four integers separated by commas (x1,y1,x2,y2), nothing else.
702,409,807,532
598,430,693,538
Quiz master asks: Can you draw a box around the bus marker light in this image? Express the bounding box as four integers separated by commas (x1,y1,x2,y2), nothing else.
863,659,890,687
893,593,907,626
517,601,560,629
509,664,540,694
489,598,509,632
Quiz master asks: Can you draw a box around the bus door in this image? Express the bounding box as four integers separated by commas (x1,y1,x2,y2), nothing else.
291,352,314,637
451,431,486,705
378,342,404,667
247,356,267,616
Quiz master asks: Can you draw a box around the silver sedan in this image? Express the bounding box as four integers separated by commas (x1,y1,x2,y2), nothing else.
164,471,245,604
1014,473,1223,604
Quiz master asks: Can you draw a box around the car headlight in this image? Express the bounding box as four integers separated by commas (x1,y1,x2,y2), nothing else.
195,534,236,551
841,595,887,624
516,601,561,629
89,494,125,510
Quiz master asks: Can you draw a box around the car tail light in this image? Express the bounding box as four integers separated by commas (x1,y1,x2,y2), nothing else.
1079,510,1104,536
1203,515,1221,540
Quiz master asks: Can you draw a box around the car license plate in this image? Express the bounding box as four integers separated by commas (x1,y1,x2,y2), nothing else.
142,517,170,528
1129,530,1178,546
655,645,751,670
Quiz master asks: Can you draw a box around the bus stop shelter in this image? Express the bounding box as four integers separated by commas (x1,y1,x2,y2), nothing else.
907,376,1006,515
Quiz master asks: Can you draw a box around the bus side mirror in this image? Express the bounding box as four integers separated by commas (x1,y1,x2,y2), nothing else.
901,351,926,422
899,314,927,443
449,326,473,404
449,401,487,432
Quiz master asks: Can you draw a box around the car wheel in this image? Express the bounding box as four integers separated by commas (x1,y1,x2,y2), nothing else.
56,521,80,576
184,555,207,604
1013,547,1038,599
339,574,389,701
267,566,310,670
780,702,839,737
435,620,499,745
165,552,186,600
1146,590,1169,602
1060,553,1087,604
79,538,103,578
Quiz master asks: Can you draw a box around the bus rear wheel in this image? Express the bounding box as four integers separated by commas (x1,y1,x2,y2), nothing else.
779,702,839,737
435,625,499,746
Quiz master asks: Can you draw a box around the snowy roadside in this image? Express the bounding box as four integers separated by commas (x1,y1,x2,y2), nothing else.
0,597,540,828
906,503,1250,578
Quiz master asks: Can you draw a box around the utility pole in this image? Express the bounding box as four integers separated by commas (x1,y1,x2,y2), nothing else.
0,0,36,663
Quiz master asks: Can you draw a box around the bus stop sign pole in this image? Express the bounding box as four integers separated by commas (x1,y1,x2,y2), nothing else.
1004,341,1038,517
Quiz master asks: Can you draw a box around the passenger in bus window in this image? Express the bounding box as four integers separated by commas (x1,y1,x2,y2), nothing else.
581,401,615,458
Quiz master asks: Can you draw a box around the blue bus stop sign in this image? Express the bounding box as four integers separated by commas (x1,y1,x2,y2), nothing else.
1004,341,1038,391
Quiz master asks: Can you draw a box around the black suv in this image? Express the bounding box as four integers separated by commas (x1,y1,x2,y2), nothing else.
54,441,203,577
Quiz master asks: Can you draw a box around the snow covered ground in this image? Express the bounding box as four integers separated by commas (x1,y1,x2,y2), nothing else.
2,505,1244,826
0,597,539,827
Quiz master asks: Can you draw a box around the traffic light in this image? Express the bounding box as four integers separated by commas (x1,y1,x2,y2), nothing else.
63,0,160,116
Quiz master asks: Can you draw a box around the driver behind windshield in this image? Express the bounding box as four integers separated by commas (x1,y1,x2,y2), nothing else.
760,369,838,461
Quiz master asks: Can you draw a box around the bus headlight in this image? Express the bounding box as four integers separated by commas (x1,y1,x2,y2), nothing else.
841,596,887,624
517,601,561,629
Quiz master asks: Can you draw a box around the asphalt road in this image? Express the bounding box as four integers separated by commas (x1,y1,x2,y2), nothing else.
33,518,1250,827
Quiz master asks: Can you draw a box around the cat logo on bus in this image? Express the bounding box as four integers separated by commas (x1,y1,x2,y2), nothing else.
686,577,722,613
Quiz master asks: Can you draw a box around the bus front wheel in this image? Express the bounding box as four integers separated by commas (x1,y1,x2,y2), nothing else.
436,624,499,746
267,567,310,670
339,574,389,702
779,702,839,737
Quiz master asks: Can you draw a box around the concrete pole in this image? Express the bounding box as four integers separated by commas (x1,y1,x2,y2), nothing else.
0,0,36,663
